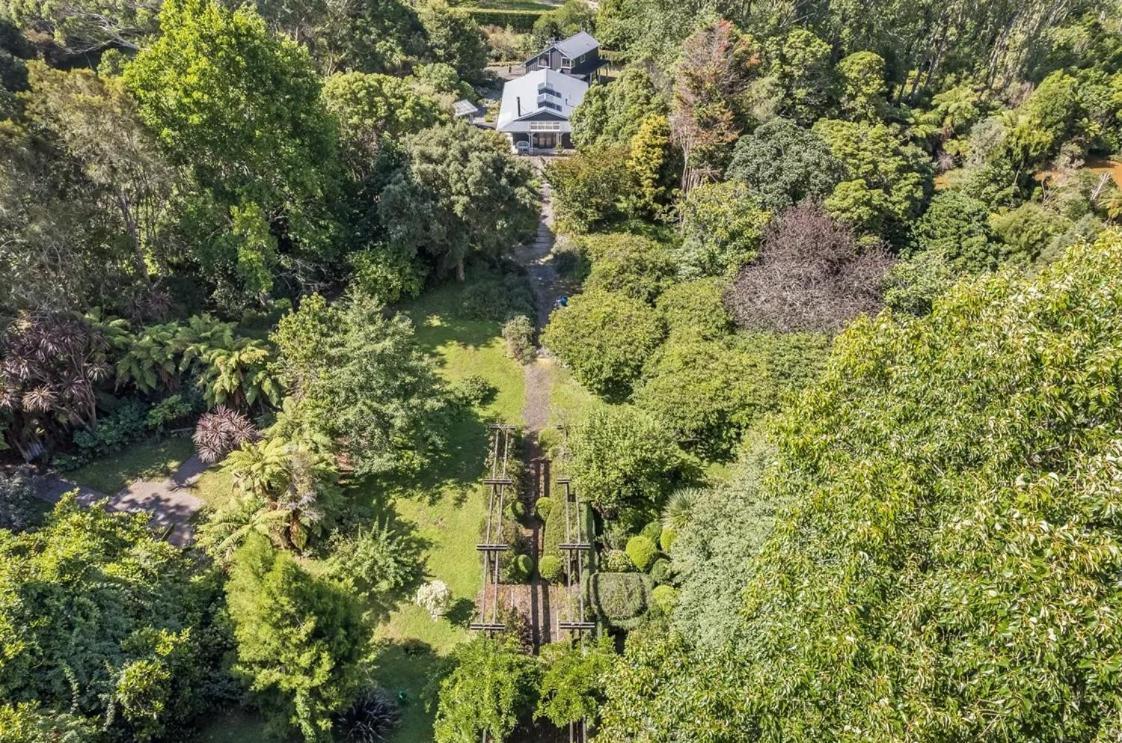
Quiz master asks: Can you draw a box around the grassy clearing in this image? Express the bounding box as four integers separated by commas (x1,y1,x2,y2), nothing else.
360,280,527,741
68,435,195,494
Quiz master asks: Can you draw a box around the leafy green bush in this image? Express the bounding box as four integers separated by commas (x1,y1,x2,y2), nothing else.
910,190,1000,273
71,399,149,460
351,246,425,304
568,405,688,516
434,635,541,743
507,498,526,520
535,496,554,522
502,315,536,364
625,536,658,571
0,468,41,532
649,584,679,616
505,553,534,583
649,558,671,584
542,290,665,399
656,278,734,340
461,269,536,322
455,375,497,406
602,549,632,572
675,181,771,277
582,233,677,304
538,555,563,583
590,572,651,629
546,147,633,232
640,521,663,544
145,392,200,431
634,336,771,457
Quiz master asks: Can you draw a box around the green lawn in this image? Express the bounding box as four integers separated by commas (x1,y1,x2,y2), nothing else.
365,281,527,741
68,435,195,494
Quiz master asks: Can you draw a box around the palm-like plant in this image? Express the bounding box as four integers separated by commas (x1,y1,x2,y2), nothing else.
197,493,288,564
193,406,259,463
114,322,179,393
662,488,702,532
0,312,111,458
222,436,341,552
197,339,282,411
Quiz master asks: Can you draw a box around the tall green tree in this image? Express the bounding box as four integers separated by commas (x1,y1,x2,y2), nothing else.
433,635,540,743
379,121,536,280
124,0,342,284
725,117,845,212
226,534,369,742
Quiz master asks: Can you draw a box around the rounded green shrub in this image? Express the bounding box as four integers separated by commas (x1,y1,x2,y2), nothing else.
602,549,632,572
456,374,497,406
625,536,658,572
538,555,563,582
656,277,734,340
659,525,678,553
582,232,677,304
641,520,663,544
650,584,679,616
649,558,671,584
542,290,666,399
508,498,525,520
535,496,554,522
506,553,534,583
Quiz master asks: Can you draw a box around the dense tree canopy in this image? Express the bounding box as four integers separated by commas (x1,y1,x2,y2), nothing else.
599,229,1122,741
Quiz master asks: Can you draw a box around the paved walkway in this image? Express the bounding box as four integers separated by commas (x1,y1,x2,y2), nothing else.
34,455,207,547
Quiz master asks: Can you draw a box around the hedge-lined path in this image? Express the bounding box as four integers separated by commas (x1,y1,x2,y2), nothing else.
33,455,206,547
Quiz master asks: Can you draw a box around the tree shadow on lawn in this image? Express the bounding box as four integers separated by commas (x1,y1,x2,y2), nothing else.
445,597,476,628
375,639,443,741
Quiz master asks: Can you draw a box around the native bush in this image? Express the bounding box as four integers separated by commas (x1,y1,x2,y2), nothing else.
568,405,687,516
582,233,677,304
590,572,651,629
625,536,658,571
727,202,893,333
675,181,771,277
71,399,148,460
911,190,1001,273
145,392,200,431
502,315,536,363
655,277,734,340
547,147,633,232
0,468,41,532
726,118,844,211
599,230,1122,741
535,637,614,728
455,375,497,406
350,247,425,305
542,291,665,399
635,336,772,456
327,523,424,617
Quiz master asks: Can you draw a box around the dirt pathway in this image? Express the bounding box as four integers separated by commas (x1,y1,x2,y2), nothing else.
34,455,206,547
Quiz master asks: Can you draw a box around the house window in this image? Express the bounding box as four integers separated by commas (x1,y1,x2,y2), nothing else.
560,55,572,69
530,121,561,131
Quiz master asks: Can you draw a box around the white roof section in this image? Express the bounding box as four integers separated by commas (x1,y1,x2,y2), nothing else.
453,99,480,117
554,31,599,59
496,68,589,132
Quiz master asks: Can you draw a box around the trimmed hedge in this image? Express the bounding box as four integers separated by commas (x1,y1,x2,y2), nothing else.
650,584,679,616
535,496,555,522
649,558,670,584
538,555,563,583
590,572,652,630
467,7,543,32
625,536,658,571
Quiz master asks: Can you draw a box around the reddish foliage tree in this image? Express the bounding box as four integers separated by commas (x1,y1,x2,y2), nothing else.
726,202,894,333
670,20,759,192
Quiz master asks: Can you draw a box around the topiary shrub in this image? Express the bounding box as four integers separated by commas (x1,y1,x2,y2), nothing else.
502,315,536,363
649,558,671,584
590,572,652,629
602,549,632,573
335,688,401,742
659,525,678,554
535,496,554,522
542,291,665,399
505,554,534,583
625,536,658,572
507,498,526,520
538,555,563,583
640,521,663,545
650,584,679,616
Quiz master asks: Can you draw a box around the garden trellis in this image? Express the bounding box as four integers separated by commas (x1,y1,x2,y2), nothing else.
470,423,517,634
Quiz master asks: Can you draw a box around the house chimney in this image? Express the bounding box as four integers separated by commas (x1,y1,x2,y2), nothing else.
516,97,521,116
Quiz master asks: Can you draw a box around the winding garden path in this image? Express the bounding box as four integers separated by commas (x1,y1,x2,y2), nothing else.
34,455,206,547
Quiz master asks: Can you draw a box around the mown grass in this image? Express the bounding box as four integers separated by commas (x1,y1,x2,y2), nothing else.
68,435,195,494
